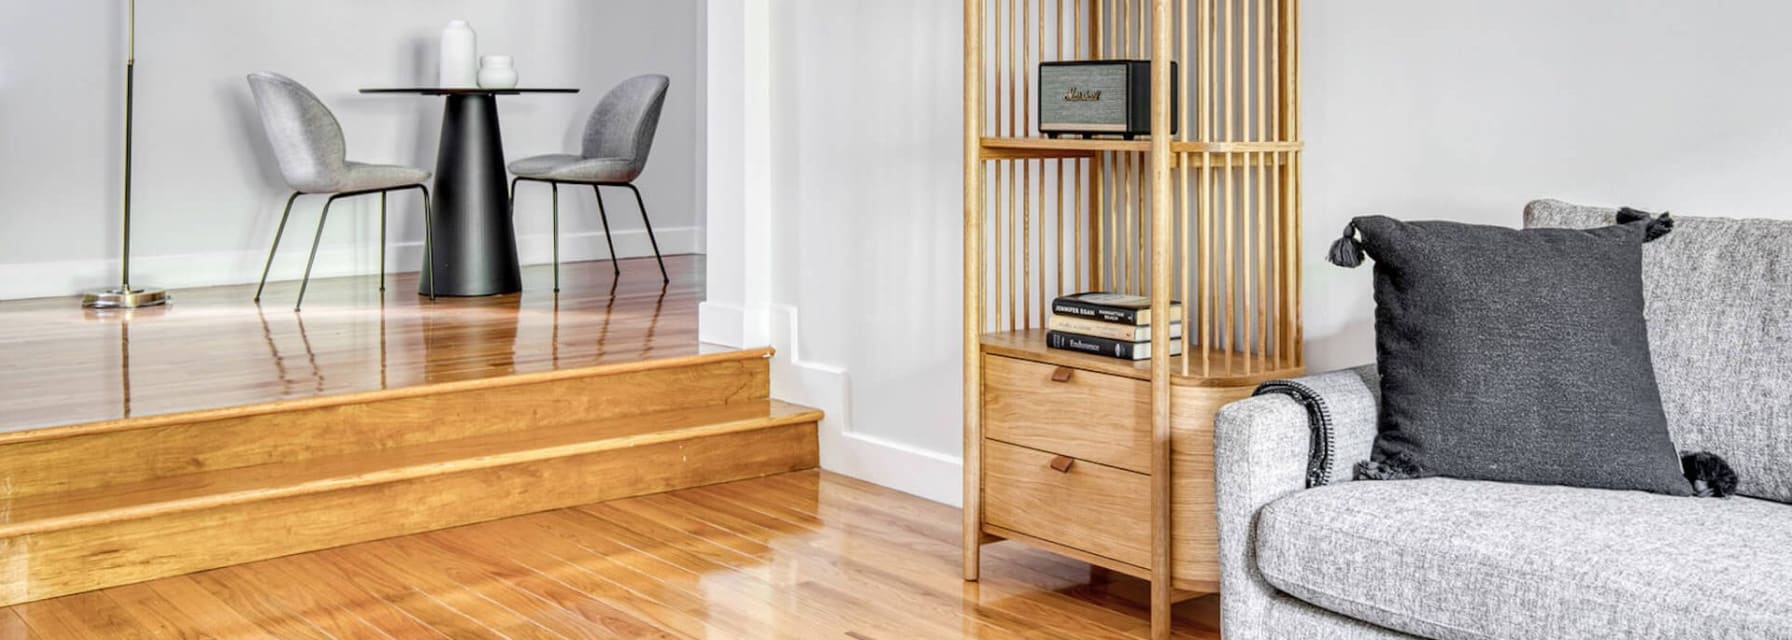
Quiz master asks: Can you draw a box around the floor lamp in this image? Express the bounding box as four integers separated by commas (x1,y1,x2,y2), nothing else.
83,0,168,309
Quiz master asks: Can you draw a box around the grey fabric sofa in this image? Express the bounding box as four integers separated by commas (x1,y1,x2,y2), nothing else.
1213,199,1792,640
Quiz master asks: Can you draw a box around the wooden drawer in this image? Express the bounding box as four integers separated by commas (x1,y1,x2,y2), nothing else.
982,355,1150,473
982,441,1149,567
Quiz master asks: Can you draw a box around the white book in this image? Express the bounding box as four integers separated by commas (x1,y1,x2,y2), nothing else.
1046,314,1183,342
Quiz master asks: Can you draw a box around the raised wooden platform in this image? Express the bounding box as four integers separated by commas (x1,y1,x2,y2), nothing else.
0,256,708,432
0,257,822,606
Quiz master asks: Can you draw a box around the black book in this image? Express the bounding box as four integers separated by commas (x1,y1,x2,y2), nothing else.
1051,292,1183,326
1046,331,1184,361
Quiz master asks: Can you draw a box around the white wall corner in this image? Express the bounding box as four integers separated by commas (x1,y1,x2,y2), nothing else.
764,304,964,507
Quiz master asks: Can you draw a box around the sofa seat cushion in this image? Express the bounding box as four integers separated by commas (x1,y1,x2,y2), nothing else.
1256,478,1792,640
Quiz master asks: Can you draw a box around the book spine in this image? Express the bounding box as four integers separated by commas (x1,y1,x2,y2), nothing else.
1046,316,1183,341
1051,300,1142,324
1046,331,1147,360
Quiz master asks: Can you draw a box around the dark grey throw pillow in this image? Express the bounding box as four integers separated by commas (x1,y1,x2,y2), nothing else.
1330,210,1692,496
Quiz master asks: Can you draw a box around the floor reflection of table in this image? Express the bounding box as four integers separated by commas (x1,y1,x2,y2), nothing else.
360,87,580,296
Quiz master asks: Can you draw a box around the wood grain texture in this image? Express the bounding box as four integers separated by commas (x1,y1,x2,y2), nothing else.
0,414,818,607
963,0,986,584
983,354,1152,472
975,359,1252,593
0,470,1220,639
983,441,1150,567
0,255,705,433
982,329,1302,387
1166,384,1252,591
0,352,769,501
0,400,813,537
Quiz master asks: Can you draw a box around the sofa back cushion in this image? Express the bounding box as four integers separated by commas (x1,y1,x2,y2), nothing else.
1525,199,1792,503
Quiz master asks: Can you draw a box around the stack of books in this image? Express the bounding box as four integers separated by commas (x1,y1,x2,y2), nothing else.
1046,292,1183,361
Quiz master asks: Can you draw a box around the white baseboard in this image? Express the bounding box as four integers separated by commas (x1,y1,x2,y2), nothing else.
0,227,699,301
763,303,964,507
697,300,746,348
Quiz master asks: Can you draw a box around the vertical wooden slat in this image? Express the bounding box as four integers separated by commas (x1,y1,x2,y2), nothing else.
1179,152,1191,374
1009,0,1018,139
1009,162,1018,330
1147,0,1174,636
1270,0,1284,366
1222,0,1235,369
1021,0,1031,328
1023,157,1032,329
1254,0,1268,363
1037,0,1047,322
1056,0,1065,299
1138,152,1149,296
1119,0,1128,56
1292,0,1302,367
1198,0,1213,375
961,0,984,583
1122,152,1131,294
1179,0,1189,142
1094,153,1105,290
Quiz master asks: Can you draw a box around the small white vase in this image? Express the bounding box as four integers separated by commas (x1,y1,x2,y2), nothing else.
478,55,518,89
439,20,478,88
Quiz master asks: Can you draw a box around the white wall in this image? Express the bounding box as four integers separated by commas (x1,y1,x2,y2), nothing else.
709,1,1792,506
703,0,966,505
0,0,703,300
1303,0,1792,370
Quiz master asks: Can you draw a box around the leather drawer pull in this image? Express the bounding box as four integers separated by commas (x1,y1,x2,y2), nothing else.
1049,455,1075,473
1050,367,1074,383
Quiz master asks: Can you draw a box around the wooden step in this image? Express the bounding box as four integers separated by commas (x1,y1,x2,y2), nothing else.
0,350,820,607
0,400,820,538
0,348,774,501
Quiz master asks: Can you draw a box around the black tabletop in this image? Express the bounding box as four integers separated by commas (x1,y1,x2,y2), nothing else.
360,88,580,96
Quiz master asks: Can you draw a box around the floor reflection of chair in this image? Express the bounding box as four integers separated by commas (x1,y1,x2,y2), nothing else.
258,306,325,396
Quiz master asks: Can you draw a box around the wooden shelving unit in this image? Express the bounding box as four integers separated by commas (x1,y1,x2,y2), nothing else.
961,1,1303,638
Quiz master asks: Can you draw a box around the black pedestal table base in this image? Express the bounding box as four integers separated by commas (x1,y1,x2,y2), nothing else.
420,94,520,296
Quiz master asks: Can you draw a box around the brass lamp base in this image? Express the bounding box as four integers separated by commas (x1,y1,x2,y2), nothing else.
81,286,169,309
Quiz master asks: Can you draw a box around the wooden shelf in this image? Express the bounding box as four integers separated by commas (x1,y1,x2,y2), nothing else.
980,329,1302,388
979,136,1301,161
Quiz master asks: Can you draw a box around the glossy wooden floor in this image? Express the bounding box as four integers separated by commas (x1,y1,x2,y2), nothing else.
0,256,704,432
0,470,1221,639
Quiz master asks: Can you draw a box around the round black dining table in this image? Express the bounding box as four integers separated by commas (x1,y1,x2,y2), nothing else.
360,87,579,296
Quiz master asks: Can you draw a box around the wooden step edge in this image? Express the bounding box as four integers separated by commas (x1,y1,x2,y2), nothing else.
0,400,822,538
0,346,778,447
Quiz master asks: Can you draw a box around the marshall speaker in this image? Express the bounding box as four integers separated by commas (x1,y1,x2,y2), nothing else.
1038,60,1177,139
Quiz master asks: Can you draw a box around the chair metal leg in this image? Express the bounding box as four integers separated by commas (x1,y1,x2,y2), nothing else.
295,195,340,311
379,191,388,292
551,182,561,292
508,177,521,217
592,186,622,277
625,184,669,284
254,192,303,302
419,184,437,301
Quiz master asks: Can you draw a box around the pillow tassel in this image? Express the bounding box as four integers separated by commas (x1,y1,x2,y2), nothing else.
1327,221,1366,268
1644,212,1674,242
1617,207,1674,243
1681,451,1739,498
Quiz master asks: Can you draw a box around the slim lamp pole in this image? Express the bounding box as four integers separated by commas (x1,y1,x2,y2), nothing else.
83,0,168,308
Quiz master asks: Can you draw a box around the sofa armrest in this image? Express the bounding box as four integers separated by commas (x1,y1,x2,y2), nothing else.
1214,365,1380,638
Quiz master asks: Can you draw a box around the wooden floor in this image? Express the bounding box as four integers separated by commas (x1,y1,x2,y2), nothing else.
0,256,704,432
0,471,1221,639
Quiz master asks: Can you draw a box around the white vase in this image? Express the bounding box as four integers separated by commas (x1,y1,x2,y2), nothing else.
477,55,518,89
439,20,478,88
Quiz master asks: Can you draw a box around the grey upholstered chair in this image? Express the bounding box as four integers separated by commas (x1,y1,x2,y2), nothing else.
246,72,436,310
508,74,671,289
